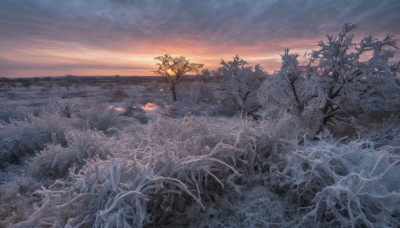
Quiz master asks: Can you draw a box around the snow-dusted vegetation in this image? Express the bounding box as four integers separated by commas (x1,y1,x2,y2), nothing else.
1,25,400,227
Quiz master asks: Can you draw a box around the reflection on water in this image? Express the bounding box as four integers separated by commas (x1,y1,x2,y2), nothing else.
107,105,126,113
106,103,161,114
142,102,160,112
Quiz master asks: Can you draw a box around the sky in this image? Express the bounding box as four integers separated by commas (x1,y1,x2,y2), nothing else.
0,0,399,77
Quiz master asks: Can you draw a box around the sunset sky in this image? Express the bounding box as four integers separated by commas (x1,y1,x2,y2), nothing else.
1,0,399,77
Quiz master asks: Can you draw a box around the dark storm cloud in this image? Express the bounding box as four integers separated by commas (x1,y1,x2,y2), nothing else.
1,0,399,49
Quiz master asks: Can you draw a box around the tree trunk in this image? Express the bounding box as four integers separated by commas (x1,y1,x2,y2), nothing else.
170,81,177,102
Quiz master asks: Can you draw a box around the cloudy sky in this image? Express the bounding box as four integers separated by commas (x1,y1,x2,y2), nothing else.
1,0,399,77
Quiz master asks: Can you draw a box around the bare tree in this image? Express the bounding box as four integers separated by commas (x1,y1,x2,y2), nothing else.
154,54,203,102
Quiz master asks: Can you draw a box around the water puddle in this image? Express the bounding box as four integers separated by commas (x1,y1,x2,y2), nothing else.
142,102,160,113
107,105,126,113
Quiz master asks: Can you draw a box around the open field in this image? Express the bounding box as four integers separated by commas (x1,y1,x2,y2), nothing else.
0,76,399,227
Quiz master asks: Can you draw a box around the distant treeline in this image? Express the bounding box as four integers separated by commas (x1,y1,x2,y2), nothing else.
0,75,209,86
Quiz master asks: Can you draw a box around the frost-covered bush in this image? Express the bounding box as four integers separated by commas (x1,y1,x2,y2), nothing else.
0,176,43,226
258,49,315,119
54,99,81,118
83,106,134,132
0,114,69,168
258,24,400,136
198,83,217,103
355,35,400,112
360,114,400,147
219,55,263,115
109,87,128,102
284,138,400,227
30,129,119,182
0,106,30,123
124,102,150,124
310,24,399,121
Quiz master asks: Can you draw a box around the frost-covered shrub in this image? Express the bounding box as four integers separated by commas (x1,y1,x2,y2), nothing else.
310,24,399,121
258,49,315,119
109,87,128,102
219,55,263,115
0,106,30,123
266,136,400,227
311,24,399,131
0,176,43,226
30,129,118,181
198,83,217,103
165,101,191,118
258,24,400,136
0,114,69,168
360,114,400,148
355,35,400,112
124,103,150,124
55,99,81,118
83,106,133,132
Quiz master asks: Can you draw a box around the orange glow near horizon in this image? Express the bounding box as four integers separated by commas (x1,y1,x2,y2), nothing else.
0,37,312,77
